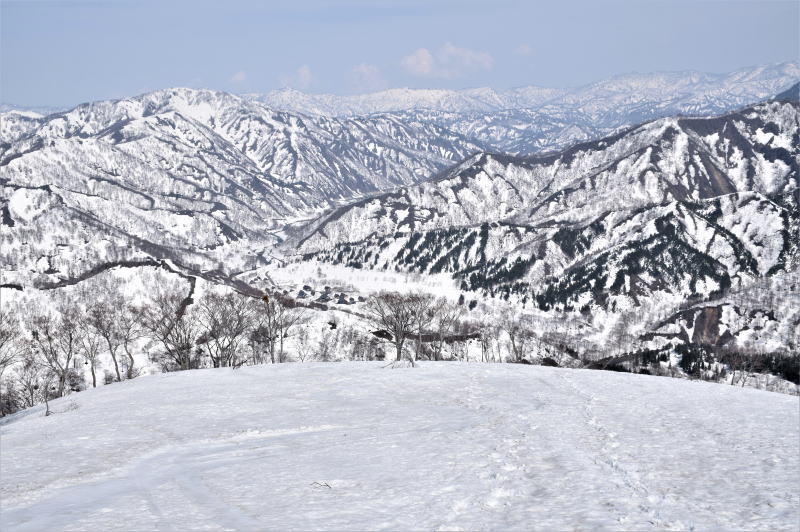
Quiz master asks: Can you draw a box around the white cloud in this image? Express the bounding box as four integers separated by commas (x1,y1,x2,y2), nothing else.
515,44,533,56
401,43,493,79
402,48,436,76
349,63,388,93
279,65,314,90
230,71,247,84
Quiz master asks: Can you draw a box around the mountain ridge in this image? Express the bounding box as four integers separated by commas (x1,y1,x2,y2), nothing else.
1,79,798,359
248,62,799,117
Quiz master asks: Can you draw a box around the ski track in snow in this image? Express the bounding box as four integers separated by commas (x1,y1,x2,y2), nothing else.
0,362,798,531
3,426,346,532
559,372,667,527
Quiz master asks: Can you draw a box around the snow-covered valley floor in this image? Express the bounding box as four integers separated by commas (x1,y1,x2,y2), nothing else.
1,363,798,531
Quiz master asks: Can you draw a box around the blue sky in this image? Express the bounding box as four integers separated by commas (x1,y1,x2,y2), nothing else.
1,0,798,107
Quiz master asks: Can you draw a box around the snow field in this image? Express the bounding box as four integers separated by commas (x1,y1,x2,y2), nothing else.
1,362,798,531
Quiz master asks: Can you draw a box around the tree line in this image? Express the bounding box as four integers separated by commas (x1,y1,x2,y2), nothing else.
0,275,314,416
1,275,579,416
2,276,796,416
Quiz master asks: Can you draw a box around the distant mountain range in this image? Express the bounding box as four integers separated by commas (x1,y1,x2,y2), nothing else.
248,62,799,117
251,62,799,156
1,63,798,354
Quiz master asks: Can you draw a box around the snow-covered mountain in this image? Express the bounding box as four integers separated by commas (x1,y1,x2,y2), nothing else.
407,62,800,155
380,107,613,156
775,81,800,102
0,88,488,287
1,88,487,201
246,86,567,116
1,73,798,360
295,100,799,350
249,62,799,156
543,62,800,121
0,103,64,119
296,101,799,250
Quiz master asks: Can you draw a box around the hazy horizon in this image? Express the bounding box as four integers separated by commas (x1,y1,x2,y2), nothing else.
2,0,798,108
1,59,797,112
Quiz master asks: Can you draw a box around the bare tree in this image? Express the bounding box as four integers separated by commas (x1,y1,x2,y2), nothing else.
314,327,340,362
251,296,308,364
0,307,24,379
430,299,462,361
117,304,144,379
408,293,437,362
14,353,44,408
14,353,56,415
500,312,534,363
195,292,257,368
83,277,144,380
250,296,280,364
724,345,760,388
364,292,416,364
78,325,103,388
86,301,124,382
294,327,314,362
27,304,83,398
40,370,56,416
474,320,496,363
139,280,199,372
0,377,22,416
275,302,308,363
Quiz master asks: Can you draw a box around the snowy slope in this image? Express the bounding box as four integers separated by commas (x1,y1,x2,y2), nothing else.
294,101,799,350
1,362,797,531
391,106,612,155
295,101,799,254
0,88,486,288
1,88,486,202
0,111,44,144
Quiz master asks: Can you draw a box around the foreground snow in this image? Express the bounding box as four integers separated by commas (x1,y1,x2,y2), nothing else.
1,363,797,531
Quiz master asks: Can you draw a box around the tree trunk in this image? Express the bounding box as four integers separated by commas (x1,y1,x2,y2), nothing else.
103,339,123,382
110,353,122,382
57,374,66,398
180,352,191,371
123,346,135,379
90,364,96,388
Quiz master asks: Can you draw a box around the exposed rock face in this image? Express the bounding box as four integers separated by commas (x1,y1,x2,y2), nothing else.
691,306,723,346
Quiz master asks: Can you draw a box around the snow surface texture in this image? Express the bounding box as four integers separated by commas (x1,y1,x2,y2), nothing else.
1,363,798,531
